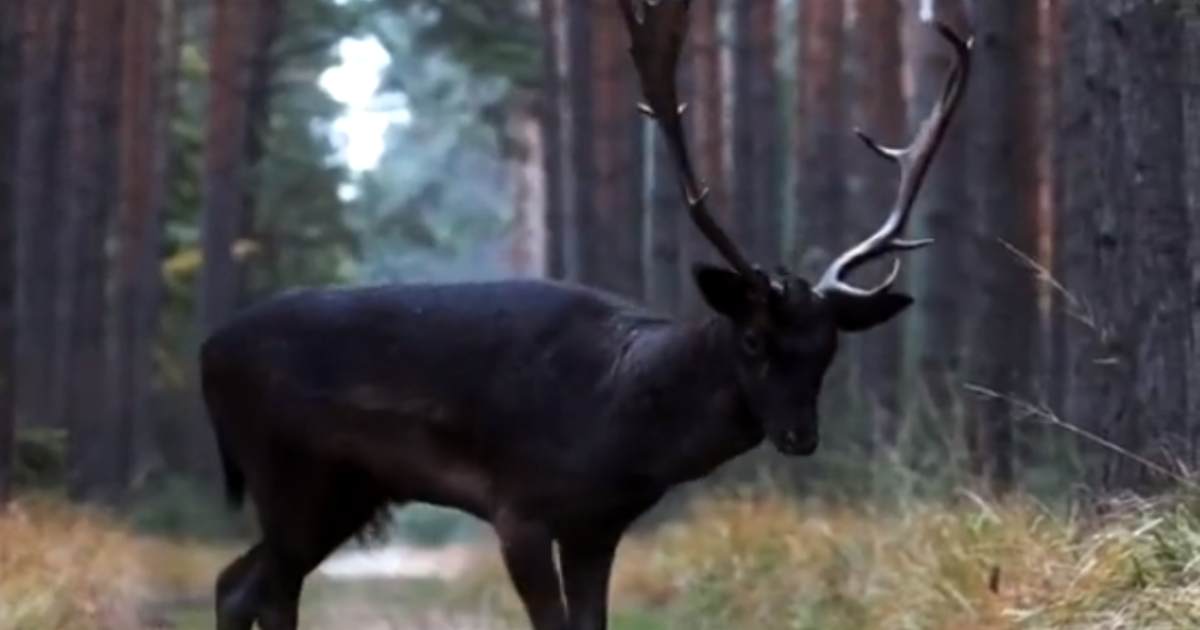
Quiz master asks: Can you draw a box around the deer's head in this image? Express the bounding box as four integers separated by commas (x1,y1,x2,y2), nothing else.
621,0,972,455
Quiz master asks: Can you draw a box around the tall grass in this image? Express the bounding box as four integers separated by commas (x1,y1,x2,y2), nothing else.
607,491,1200,629
4,489,1200,629
0,498,228,630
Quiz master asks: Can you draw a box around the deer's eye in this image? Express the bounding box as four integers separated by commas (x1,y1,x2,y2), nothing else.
741,331,765,358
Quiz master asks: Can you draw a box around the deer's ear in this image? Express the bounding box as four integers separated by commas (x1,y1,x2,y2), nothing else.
828,292,914,332
694,264,753,320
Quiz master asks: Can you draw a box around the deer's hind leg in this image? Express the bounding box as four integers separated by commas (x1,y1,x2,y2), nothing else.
223,452,391,630
215,543,264,630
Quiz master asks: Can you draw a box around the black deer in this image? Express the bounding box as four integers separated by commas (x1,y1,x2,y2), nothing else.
201,2,972,628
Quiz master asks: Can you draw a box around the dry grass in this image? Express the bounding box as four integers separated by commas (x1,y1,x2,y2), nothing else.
4,492,1200,629
0,497,228,630
607,491,1200,629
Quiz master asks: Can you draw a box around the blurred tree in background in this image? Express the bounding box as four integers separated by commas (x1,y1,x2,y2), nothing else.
0,0,18,504
1,0,1200,514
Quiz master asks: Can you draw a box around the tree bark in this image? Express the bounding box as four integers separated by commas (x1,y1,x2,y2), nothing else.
63,0,123,502
197,0,285,484
201,0,259,334
539,0,567,280
732,0,781,265
647,7,694,314
1042,0,1069,434
850,0,906,447
237,0,285,306
506,96,547,277
1059,1,1129,488
114,0,178,493
576,0,644,299
967,0,1040,490
0,0,23,504
564,0,592,285
679,0,727,315
1061,1,1188,489
795,0,846,279
907,0,971,427
1185,0,1200,469
1116,2,1187,485
13,0,72,432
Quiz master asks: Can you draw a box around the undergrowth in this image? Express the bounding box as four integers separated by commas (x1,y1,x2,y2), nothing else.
604,490,1200,630
0,498,229,630
4,489,1200,629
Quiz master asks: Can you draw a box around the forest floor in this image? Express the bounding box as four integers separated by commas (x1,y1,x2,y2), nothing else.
4,491,1200,629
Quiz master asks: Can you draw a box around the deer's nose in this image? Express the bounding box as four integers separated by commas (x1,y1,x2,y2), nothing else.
780,429,818,455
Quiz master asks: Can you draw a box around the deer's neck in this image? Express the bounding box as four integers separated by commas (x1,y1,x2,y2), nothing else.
616,315,763,484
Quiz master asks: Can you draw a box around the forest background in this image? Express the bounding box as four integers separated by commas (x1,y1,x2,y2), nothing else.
3,1,1200,629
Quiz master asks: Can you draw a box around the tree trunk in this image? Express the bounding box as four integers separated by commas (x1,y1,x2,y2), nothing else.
967,0,1040,490
1059,1,1188,490
679,0,727,315
1056,0,1088,453
647,14,694,314
902,0,969,432
13,0,72,432
1042,0,1069,433
908,0,971,429
237,0,285,307
795,0,845,279
850,0,906,448
138,0,181,482
1116,2,1187,485
507,96,547,277
577,0,644,299
114,0,177,493
732,0,781,265
1185,0,1200,469
564,0,592,284
63,0,123,502
201,0,258,334
539,0,567,280
198,0,284,484
1059,1,1131,489
0,0,22,504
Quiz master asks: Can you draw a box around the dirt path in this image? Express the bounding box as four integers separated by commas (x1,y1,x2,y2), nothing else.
164,543,514,630
316,542,480,581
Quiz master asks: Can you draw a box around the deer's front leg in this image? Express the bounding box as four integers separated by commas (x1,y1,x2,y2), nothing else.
496,513,568,630
559,529,622,630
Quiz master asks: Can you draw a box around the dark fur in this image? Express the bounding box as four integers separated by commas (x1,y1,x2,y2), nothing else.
201,268,909,630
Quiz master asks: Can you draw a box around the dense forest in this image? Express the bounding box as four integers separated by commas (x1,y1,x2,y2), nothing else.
7,1,1200,628
1,0,1199,513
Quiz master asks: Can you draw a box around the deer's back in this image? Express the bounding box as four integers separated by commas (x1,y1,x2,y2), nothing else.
202,280,663,451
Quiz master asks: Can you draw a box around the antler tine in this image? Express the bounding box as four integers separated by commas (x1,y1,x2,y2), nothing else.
815,23,973,299
619,0,764,289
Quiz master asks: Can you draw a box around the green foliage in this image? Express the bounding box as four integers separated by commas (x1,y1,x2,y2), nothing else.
388,503,484,548
154,0,361,455
350,8,516,282
12,428,66,491
140,0,544,495
244,52,358,299
376,0,540,87
127,474,252,540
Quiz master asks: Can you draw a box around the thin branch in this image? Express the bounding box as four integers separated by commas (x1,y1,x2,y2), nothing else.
995,237,1099,333
963,383,1199,491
